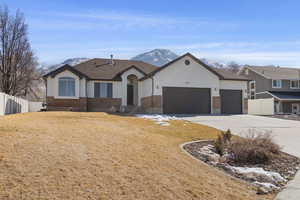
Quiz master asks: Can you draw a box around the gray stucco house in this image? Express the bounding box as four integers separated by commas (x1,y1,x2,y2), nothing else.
239,66,300,114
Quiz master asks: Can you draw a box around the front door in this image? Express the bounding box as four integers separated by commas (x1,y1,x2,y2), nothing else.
127,85,134,105
292,104,299,114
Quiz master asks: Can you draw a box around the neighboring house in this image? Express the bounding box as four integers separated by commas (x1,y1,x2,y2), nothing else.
43,53,249,114
239,66,300,114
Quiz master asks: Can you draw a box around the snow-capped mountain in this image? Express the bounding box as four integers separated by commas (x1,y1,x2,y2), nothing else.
131,49,178,66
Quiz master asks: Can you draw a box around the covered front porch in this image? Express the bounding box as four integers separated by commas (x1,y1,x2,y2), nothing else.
270,92,300,114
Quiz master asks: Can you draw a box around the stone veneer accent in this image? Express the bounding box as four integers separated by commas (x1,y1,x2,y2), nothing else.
141,95,162,113
46,97,87,112
46,97,121,112
87,98,121,112
212,96,221,114
243,98,248,114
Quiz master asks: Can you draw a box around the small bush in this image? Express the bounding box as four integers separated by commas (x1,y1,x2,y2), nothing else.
229,130,281,164
214,129,232,155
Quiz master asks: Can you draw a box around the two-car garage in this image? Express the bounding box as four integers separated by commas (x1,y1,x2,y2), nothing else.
140,53,248,115
162,87,243,115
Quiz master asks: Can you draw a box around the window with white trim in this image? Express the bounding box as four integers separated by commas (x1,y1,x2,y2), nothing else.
249,81,256,99
272,80,282,88
58,77,75,97
249,81,255,90
290,80,299,89
94,82,112,98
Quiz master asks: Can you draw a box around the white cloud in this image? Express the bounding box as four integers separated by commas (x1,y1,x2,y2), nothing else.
32,10,237,31
192,51,300,66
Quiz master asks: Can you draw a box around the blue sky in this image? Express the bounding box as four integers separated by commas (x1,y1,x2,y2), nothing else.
3,0,300,66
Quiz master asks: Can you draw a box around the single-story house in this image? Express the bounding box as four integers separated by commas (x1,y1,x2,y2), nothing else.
43,53,249,114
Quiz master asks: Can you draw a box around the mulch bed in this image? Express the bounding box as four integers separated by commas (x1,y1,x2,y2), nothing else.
183,140,300,183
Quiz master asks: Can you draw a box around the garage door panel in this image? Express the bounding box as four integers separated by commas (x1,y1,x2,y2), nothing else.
220,90,242,114
163,87,211,114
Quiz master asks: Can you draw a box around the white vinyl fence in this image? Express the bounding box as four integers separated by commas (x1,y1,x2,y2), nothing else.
248,98,274,115
0,92,43,116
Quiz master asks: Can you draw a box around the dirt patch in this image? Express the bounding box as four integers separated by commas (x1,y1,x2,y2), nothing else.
0,112,274,200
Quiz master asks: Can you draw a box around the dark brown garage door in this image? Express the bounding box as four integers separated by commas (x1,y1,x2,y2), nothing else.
163,87,211,114
220,90,242,114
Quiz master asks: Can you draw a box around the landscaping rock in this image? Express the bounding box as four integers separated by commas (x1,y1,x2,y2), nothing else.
257,186,270,195
183,140,300,194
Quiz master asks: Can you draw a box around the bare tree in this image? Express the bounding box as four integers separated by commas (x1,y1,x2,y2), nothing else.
227,61,240,73
0,6,37,96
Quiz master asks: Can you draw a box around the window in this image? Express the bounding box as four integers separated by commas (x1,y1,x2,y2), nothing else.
58,77,75,97
272,80,282,88
249,81,255,90
250,91,255,99
290,80,299,89
94,82,112,98
184,60,190,65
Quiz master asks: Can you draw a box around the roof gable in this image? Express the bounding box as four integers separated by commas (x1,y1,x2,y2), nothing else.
140,53,248,81
74,58,157,80
43,64,88,79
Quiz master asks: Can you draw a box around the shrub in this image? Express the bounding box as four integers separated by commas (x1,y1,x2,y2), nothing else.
214,129,232,155
228,130,281,164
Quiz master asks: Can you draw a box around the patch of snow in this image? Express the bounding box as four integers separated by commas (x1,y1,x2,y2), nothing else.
254,181,279,190
227,166,286,183
136,114,179,126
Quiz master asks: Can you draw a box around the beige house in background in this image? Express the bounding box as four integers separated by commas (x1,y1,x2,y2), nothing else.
44,53,249,114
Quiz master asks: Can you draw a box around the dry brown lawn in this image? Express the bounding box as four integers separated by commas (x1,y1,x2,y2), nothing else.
0,112,274,200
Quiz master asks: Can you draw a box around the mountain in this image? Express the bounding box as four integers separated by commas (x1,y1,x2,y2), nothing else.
39,57,90,74
131,49,178,66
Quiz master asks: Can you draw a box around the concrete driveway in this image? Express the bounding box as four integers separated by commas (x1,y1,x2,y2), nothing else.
180,114,300,200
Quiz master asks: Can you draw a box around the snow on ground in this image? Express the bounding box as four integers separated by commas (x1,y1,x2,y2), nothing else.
227,166,287,183
253,181,279,190
136,114,179,126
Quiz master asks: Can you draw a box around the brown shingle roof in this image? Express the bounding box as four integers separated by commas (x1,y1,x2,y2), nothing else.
213,68,250,81
247,66,300,79
73,58,157,80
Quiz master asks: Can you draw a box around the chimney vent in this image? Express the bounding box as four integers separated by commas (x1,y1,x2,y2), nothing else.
110,54,114,65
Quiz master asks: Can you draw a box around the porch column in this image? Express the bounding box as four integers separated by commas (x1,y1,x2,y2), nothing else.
121,77,127,106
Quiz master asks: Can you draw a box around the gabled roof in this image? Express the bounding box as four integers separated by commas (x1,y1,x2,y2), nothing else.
74,58,157,80
43,64,88,79
140,53,249,81
43,59,157,81
245,65,300,80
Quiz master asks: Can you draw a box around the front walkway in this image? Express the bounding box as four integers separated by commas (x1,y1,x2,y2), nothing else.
179,114,300,200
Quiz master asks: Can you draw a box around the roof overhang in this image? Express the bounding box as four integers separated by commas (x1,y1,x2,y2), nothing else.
140,53,225,81
258,91,300,101
43,64,89,79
